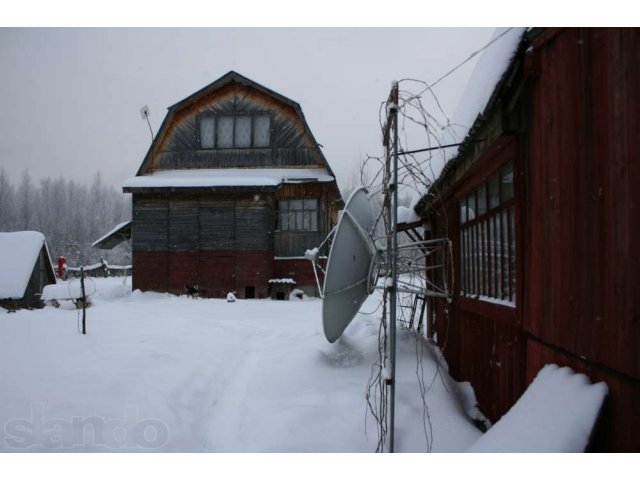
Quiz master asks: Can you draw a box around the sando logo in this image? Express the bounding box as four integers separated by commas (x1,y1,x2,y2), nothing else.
3,404,169,450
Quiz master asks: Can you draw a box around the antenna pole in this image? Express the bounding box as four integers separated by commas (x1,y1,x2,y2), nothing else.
389,82,399,453
145,114,154,142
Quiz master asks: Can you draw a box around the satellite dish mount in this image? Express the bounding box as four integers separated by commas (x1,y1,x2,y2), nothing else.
313,82,453,453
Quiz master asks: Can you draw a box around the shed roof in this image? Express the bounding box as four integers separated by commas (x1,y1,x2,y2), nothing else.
440,28,526,161
0,231,52,299
414,27,527,216
92,221,132,250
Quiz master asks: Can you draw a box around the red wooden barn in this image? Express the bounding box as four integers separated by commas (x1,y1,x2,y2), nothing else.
415,28,640,451
123,72,342,299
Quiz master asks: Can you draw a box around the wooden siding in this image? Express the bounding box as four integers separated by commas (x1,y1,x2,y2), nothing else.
525,28,640,380
154,147,320,170
199,198,235,249
526,339,640,452
145,83,326,173
132,193,273,252
428,136,524,422
425,28,640,451
131,189,333,296
169,197,199,251
274,231,323,258
133,249,273,298
132,195,168,251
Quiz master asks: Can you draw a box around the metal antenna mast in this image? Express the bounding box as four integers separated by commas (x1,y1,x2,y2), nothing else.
139,105,153,142
383,82,400,453
315,81,456,454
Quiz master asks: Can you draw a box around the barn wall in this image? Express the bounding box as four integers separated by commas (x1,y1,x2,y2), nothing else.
132,192,312,298
526,339,640,452
525,28,640,382
430,136,525,422
133,250,273,298
427,28,640,451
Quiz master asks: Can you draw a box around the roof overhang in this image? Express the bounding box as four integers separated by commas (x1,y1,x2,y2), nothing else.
122,168,335,193
92,221,132,250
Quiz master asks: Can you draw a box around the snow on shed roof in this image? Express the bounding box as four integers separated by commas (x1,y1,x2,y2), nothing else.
92,220,131,249
0,231,49,299
429,27,526,181
123,168,334,190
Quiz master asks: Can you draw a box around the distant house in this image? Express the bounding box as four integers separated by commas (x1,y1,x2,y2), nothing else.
415,28,640,451
0,231,56,310
123,71,343,299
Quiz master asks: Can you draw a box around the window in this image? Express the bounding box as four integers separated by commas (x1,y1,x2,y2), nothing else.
278,198,318,232
200,117,215,148
199,114,271,149
459,161,516,304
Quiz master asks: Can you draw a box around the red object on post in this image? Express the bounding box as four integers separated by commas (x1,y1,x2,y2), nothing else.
57,256,66,278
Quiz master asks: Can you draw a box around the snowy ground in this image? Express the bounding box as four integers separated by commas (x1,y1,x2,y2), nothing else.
0,277,483,452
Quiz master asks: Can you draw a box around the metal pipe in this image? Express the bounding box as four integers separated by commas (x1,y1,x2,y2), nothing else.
389,82,399,453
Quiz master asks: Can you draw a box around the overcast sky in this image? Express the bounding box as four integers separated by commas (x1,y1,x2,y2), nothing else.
0,28,494,191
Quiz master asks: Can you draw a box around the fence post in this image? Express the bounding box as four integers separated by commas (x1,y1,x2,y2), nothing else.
80,266,86,335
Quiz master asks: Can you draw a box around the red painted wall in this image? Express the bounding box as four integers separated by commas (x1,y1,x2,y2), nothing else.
428,28,640,451
133,249,274,298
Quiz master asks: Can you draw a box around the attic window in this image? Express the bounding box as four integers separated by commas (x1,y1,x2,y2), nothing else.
199,114,271,149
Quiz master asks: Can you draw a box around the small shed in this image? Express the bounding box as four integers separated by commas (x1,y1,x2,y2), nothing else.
268,278,296,300
0,231,56,310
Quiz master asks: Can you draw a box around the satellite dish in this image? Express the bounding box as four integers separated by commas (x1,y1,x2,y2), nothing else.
319,187,452,343
322,188,379,343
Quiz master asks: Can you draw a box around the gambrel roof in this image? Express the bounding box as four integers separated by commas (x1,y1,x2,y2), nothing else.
133,71,337,181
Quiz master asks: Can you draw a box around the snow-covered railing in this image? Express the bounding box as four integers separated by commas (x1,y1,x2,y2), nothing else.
65,263,132,278
466,364,608,452
41,281,96,308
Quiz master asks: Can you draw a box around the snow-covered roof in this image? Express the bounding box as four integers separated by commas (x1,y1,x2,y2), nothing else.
430,28,526,180
123,168,334,190
0,231,49,299
92,220,131,249
41,281,96,301
397,205,420,225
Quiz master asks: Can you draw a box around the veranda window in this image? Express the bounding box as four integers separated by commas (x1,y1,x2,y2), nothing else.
459,161,516,304
278,198,318,232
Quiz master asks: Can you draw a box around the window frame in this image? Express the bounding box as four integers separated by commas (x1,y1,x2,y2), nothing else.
458,161,516,305
197,113,272,150
277,198,320,233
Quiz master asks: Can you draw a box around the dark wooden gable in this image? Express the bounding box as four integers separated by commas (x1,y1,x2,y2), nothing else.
135,71,337,178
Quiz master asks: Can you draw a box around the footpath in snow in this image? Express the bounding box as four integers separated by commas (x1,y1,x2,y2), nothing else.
0,277,482,452
0,278,605,452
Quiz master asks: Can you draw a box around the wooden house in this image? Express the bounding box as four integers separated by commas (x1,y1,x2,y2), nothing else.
0,231,56,310
123,71,342,299
415,28,640,451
